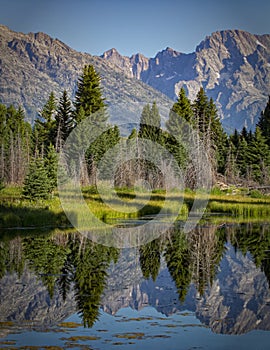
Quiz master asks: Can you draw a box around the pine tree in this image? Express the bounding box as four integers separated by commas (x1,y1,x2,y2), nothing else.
34,92,57,153
44,144,58,192
55,90,74,151
137,102,165,188
73,65,109,185
257,96,270,147
74,65,106,123
247,127,270,183
166,87,194,136
230,129,240,149
22,157,51,200
193,87,209,135
90,125,120,181
139,239,161,282
165,88,194,169
235,137,248,177
207,98,228,173
138,102,162,143
192,89,228,174
0,104,31,185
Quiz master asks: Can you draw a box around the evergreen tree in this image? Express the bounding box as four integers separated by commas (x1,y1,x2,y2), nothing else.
166,87,194,136
247,127,270,183
165,88,194,170
207,98,228,173
257,96,270,147
165,230,192,302
192,87,209,135
74,65,106,123
22,157,51,200
55,90,74,151
73,65,109,184
193,89,228,174
0,104,31,185
138,102,162,143
236,137,248,177
34,92,57,153
44,144,58,192
23,235,67,299
241,126,248,140
139,239,161,281
230,129,240,149
91,125,120,180
73,240,118,327
128,128,137,140
138,102,165,188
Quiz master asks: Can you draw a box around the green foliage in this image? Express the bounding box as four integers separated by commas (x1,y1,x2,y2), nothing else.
55,90,74,151
139,238,162,281
164,230,191,302
34,92,57,153
22,157,52,200
166,87,194,134
0,103,32,184
138,102,162,143
229,117,270,184
74,65,106,122
44,144,58,191
257,96,270,147
249,189,264,198
92,125,120,180
23,235,68,298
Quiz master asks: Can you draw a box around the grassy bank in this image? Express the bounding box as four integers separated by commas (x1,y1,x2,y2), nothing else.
1,185,270,229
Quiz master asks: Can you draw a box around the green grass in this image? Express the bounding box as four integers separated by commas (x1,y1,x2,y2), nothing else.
1,185,270,229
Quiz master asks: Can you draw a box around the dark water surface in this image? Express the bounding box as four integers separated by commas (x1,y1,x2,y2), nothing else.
1,222,270,349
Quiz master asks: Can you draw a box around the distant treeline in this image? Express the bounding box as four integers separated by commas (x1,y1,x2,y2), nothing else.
1,64,270,198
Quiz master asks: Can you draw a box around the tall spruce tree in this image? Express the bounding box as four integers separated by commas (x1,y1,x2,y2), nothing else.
207,98,228,173
34,92,57,154
74,65,106,124
166,87,194,135
193,87,209,135
257,96,270,147
165,88,193,169
193,88,228,174
137,102,165,188
73,65,110,184
55,90,74,151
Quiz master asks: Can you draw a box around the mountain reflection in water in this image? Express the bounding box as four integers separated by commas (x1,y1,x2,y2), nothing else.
1,222,270,338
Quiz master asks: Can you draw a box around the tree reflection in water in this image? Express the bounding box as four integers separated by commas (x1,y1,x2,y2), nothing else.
0,223,270,329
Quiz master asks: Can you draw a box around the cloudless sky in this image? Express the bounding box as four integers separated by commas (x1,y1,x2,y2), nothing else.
0,0,270,57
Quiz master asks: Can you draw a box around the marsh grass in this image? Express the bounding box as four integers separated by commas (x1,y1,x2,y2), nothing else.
1,185,270,229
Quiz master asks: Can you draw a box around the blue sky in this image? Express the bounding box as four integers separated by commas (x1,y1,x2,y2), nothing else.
0,0,270,57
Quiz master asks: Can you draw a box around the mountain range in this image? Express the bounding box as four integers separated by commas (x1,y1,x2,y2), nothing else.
1,25,270,131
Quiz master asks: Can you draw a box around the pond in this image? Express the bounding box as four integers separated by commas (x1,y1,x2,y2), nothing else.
1,221,270,349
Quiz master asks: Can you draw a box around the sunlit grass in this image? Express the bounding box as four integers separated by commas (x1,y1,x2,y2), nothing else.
1,185,270,228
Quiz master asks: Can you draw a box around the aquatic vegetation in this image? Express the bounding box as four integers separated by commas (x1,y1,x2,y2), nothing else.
114,332,145,339
61,335,101,341
58,322,82,328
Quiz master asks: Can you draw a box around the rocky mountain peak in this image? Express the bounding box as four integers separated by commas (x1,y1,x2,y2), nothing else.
1,25,270,131
156,46,182,57
101,47,121,59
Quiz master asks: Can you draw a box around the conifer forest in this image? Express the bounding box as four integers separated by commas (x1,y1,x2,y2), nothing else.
1,64,270,199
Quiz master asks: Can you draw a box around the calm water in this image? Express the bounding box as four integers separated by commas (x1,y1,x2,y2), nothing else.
1,222,270,349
